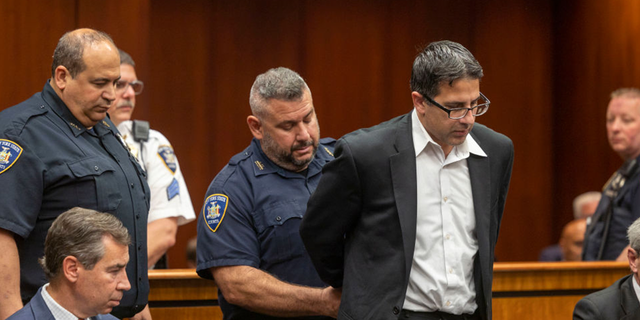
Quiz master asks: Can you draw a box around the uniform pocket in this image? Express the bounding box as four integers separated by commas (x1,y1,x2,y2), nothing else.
254,199,306,265
67,156,122,213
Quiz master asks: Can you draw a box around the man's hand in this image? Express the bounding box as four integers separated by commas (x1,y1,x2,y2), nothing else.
320,286,341,318
212,265,340,318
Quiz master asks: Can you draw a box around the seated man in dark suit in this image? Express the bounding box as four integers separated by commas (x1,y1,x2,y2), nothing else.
573,217,640,319
7,208,131,320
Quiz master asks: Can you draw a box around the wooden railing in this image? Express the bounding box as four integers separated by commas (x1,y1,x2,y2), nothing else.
147,262,631,320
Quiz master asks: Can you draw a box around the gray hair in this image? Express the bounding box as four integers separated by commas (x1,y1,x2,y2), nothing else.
628,217,640,254
249,67,310,119
572,191,601,219
118,49,136,67
410,40,483,99
611,88,640,100
51,29,116,78
39,207,130,281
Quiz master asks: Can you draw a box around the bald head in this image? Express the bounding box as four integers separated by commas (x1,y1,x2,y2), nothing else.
50,28,120,128
559,219,587,261
51,28,117,78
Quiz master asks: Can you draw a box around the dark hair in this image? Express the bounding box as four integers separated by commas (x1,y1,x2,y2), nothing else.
39,207,130,280
249,67,310,119
118,49,136,67
410,40,483,98
51,29,116,78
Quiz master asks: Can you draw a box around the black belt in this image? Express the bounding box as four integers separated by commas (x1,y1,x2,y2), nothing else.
400,310,480,320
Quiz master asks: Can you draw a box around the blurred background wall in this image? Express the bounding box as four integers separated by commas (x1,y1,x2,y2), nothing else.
1,0,637,265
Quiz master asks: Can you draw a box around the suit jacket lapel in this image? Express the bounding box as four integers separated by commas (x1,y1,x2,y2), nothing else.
620,275,640,319
390,114,418,278
30,287,56,320
468,146,491,302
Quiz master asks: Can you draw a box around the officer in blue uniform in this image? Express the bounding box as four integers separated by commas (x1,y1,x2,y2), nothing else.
583,88,640,261
196,67,341,320
0,29,151,320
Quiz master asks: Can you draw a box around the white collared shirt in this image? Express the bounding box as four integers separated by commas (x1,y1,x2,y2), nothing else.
633,275,640,304
403,109,486,314
41,283,94,320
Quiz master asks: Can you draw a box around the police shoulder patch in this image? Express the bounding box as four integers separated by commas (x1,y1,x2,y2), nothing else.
0,139,23,175
158,145,177,173
203,193,229,232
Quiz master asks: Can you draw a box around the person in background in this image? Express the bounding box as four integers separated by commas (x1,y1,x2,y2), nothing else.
7,207,131,320
539,192,600,261
584,88,640,261
196,67,340,319
574,191,602,220
573,217,640,319
107,49,196,269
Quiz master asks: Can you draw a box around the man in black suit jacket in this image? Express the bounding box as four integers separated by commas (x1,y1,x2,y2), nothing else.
7,208,129,320
574,217,640,319
300,40,514,320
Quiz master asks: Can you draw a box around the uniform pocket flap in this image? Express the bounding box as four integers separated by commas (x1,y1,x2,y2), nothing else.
67,156,115,178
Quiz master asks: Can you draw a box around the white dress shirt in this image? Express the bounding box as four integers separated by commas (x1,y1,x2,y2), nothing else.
633,274,640,304
118,121,196,226
403,109,486,314
41,283,95,320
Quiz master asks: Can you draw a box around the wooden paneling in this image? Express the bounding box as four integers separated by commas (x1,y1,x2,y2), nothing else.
145,262,631,320
143,0,555,263
3,0,640,264
553,0,640,243
492,261,631,320
0,0,76,107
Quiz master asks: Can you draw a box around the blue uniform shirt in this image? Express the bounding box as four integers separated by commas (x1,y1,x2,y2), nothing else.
0,82,151,318
196,137,335,320
583,159,640,260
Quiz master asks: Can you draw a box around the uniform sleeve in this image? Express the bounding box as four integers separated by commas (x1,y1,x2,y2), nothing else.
300,138,363,288
196,167,261,280
144,131,196,225
0,133,45,238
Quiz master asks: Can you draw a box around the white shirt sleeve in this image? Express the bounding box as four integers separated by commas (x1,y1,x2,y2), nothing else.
138,128,196,225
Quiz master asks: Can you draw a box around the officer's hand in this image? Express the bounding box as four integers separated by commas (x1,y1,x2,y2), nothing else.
128,305,152,320
321,286,341,318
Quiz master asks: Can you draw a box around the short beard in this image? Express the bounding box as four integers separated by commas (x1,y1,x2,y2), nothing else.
261,132,318,172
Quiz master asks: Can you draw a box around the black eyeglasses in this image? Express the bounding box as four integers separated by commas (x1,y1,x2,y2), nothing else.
115,80,144,95
423,92,490,120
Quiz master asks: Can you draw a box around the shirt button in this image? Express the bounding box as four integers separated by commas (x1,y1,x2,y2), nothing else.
443,197,448,202
94,166,99,171
138,245,142,251
446,234,451,240
449,268,453,274
130,183,135,188
275,216,282,222
446,301,451,307
392,307,400,315
40,105,45,109
136,214,140,220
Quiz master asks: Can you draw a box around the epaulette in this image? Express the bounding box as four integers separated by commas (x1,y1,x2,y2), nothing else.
229,149,252,165
1,104,48,136
318,137,337,159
